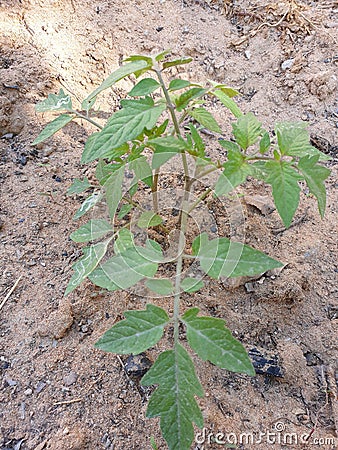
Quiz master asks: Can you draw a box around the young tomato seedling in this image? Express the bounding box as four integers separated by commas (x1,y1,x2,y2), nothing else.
34,51,330,450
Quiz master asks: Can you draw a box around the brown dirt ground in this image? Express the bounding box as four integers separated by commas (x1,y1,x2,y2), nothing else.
0,1,337,449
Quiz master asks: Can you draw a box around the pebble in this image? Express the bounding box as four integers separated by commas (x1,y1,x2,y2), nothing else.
4,377,17,387
24,388,33,396
244,50,251,60
63,371,78,386
281,59,295,71
35,381,46,393
182,26,190,35
1,133,14,139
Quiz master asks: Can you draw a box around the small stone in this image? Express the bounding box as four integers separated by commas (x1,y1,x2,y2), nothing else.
63,371,78,386
244,50,251,60
182,26,190,35
1,133,14,139
244,282,255,293
4,377,17,386
35,381,46,393
80,324,88,333
24,388,33,395
124,353,152,379
27,260,37,267
281,59,295,71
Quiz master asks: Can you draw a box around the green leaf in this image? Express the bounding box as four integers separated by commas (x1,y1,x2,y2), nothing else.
298,155,330,218
275,122,330,161
35,89,72,112
129,155,153,187
232,112,262,150
95,304,169,354
259,131,271,154
129,78,160,97
162,57,193,69
89,246,158,290
149,136,186,169
114,228,134,254
81,97,165,163
180,278,204,293
213,90,243,118
70,219,113,243
118,203,133,219
32,114,73,145
189,107,222,133
265,160,302,228
175,88,207,112
138,211,163,228
82,60,150,110
104,165,125,219
182,308,254,375
65,239,111,295
219,140,240,153
188,124,205,156
96,160,124,185
141,343,204,450
192,233,283,278
67,177,92,195
155,50,171,62
168,79,191,91
146,278,174,295
209,82,239,98
214,148,252,196
73,192,102,220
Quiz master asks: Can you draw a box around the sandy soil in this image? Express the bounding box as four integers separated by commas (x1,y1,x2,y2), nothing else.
0,1,337,449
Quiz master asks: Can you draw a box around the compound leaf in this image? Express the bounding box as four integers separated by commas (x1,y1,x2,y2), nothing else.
81,97,165,163
192,233,283,278
32,114,73,145
114,228,135,254
95,304,169,354
213,90,242,118
162,57,193,69
70,219,113,243
142,343,204,450
89,246,158,290
149,136,186,169
67,177,92,195
298,155,330,218
180,278,204,293
259,131,271,154
129,155,153,187
104,165,125,219
35,89,72,112
215,148,252,196
232,112,262,150
138,211,163,228
73,192,102,220
189,107,222,133
168,79,191,91
129,78,160,97
65,238,111,295
265,160,302,228
182,308,255,375
275,122,330,161
82,60,150,110
175,88,207,112
146,278,174,295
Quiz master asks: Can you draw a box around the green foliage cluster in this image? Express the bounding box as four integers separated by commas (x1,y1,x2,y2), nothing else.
33,51,330,450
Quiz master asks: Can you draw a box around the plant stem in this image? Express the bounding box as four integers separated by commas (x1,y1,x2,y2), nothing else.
152,168,160,213
155,69,190,181
187,187,212,214
155,67,193,344
71,110,103,130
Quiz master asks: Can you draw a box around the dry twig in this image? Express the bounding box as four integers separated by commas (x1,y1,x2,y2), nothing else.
0,275,23,311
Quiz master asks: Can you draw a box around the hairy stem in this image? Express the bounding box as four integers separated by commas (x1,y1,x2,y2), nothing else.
71,110,103,130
